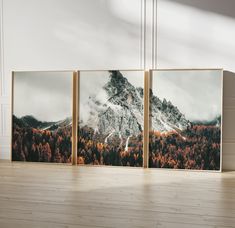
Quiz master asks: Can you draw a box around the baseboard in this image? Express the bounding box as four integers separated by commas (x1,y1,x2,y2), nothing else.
0,145,11,160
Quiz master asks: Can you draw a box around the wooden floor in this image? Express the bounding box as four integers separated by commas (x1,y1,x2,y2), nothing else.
0,162,235,228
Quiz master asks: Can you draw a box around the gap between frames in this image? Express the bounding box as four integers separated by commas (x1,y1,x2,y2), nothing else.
72,71,79,165
143,70,150,168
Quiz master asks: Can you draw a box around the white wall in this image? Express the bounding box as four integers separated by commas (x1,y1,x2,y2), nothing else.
157,0,235,70
0,0,234,170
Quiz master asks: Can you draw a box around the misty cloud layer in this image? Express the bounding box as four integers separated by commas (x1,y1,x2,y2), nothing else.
152,70,222,122
14,71,73,122
14,70,219,124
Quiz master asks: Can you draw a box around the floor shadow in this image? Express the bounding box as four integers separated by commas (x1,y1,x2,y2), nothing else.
0,163,235,227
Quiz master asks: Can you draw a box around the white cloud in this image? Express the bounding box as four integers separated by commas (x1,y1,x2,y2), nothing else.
14,71,73,122
152,70,222,121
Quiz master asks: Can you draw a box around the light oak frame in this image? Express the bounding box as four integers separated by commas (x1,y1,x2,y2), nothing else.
11,69,223,172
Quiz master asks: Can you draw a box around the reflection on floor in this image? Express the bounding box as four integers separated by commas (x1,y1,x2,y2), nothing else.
0,161,234,228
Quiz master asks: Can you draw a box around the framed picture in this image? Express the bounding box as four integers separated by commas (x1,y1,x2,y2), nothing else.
77,70,145,166
12,71,73,163
149,69,223,171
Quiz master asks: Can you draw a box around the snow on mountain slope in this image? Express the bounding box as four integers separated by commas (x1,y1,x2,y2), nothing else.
80,70,190,137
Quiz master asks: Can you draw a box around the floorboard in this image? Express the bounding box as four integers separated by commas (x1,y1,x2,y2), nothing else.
0,161,235,228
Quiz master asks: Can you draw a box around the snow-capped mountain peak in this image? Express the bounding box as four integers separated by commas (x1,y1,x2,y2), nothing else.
81,71,190,138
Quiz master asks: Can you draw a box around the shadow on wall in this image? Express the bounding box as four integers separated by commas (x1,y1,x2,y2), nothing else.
223,71,235,171
166,0,235,18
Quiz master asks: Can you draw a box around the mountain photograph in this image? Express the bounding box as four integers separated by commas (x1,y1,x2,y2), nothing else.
149,70,222,170
12,72,73,163
12,70,222,170
78,70,144,166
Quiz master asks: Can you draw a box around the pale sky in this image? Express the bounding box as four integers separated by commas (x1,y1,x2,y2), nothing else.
14,71,73,122
152,70,222,122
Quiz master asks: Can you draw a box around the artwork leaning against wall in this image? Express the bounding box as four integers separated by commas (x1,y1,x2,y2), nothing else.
11,69,223,171
77,70,145,167
12,71,73,163
149,69,223,171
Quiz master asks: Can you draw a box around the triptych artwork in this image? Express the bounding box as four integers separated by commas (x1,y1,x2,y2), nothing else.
12,69,223,171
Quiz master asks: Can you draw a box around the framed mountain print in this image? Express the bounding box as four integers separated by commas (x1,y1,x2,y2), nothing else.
77,70,145,167
12,71,73,163
149,69,223,171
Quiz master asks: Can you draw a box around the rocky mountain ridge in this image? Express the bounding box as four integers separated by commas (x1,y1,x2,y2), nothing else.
13,115,72,131
81,71,190,137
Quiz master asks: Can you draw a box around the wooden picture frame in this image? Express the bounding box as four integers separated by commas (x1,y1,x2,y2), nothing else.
148,68,223,172
11,71,74,163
